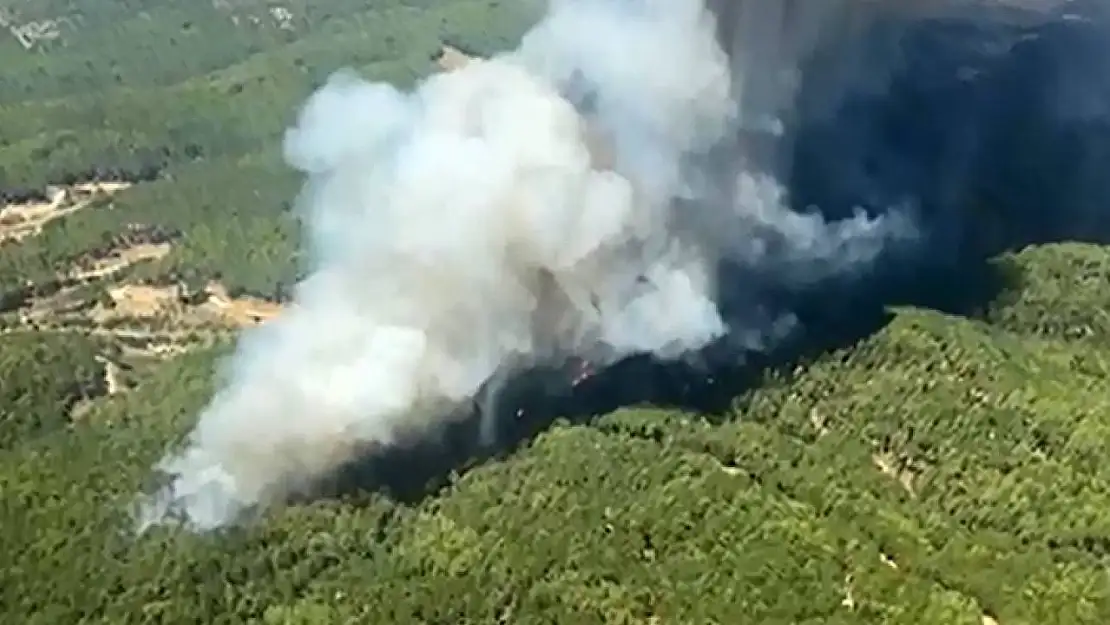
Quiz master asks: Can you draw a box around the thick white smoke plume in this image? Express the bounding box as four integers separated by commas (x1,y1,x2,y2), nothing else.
137,0,914,531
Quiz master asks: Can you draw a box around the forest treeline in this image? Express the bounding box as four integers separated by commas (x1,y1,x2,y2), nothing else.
0,0,535,104
0,0,542,302
0,0,541,188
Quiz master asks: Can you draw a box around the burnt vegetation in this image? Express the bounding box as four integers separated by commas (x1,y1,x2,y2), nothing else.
2,1,1110,624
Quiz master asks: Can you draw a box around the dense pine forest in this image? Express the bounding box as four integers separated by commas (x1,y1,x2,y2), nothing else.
2,1,1109,623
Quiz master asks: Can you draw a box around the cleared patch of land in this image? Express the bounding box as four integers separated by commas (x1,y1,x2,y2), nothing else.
1,180,284,360
0,181,130,243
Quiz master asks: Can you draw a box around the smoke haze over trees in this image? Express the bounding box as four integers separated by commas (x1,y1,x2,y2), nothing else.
2,0,1110,623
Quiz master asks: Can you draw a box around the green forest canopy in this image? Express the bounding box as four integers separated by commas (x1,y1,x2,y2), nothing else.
2,1,1109,623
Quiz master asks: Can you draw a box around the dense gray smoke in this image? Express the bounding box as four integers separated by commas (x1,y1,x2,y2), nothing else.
136,0,927,532
786,0,1109,253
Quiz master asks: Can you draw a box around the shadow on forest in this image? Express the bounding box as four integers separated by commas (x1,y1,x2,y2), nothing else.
324,4,1110,505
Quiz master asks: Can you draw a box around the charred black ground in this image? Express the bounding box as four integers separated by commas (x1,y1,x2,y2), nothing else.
332,4,1110,503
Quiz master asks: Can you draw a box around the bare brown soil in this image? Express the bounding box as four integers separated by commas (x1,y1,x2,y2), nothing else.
2,180,288,416
0,181,131,244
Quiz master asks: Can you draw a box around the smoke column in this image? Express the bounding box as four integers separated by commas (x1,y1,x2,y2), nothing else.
137,0,915,532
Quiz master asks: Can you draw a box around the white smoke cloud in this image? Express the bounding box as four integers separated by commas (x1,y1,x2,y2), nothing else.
137,0,914,532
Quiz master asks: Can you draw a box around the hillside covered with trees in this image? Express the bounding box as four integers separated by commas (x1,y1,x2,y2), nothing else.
2,1,1110,624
